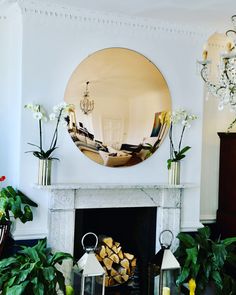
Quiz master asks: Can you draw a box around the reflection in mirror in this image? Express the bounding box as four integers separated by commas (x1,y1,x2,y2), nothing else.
64,48,172,167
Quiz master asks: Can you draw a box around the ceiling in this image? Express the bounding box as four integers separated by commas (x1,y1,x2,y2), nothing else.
37,0,236,31
1,0,236,31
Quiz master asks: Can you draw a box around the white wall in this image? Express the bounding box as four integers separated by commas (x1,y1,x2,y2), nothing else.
0,3,22,187
1,1,208,239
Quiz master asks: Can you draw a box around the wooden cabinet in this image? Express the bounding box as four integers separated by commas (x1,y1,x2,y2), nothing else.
217,133,236,237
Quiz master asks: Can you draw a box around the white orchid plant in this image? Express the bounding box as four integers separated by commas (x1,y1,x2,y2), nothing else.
24,102,73,160
167,109,197,169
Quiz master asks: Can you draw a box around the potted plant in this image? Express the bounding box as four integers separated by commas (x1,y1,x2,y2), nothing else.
24,102,74,185
167,109,197,184
175,226,236,295
0,238,73,294
0,176,38,256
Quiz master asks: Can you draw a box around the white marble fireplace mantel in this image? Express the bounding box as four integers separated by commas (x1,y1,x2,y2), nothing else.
36,183,196,251
36,183,194,284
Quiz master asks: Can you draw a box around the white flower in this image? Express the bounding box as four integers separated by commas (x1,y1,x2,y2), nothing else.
24,103,34,110
171,108,197,126
33,111,43,120
49,113,56,121
42,116,48,122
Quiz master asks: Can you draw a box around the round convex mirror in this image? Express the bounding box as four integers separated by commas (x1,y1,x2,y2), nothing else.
64,48,171,167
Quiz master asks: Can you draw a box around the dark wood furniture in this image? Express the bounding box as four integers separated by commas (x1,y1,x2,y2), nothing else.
217,133,236,237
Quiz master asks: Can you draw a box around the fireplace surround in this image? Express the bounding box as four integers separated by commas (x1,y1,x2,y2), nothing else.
38,183,188,293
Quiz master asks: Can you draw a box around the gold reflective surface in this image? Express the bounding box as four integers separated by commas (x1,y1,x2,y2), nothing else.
64,48,171,167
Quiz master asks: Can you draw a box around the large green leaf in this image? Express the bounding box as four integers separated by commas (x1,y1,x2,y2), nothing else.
0,273,11,289
191,262,200,278
197,226,211,240
9,195,23,219
20,205,33,223
177,232,196,248
19,247,40,263
17,190,38,207
32,280,44,295
203,261,212,280
176,266,190,285
15,263,35,285
42,266,56,281
5,276,17,288
212,243,227,269
222,237,236,247
0,196,8,211
4,281,29,295
186,247,198,264
5,186,17,198
178,146,191,155
56,270,66,293
211,270,223,290
49,252,73,266
0,257,18,268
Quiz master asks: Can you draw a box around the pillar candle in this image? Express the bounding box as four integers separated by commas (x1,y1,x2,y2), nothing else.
162,287,170,295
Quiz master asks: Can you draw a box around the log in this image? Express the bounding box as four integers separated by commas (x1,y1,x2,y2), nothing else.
103,237,113,248
106,246,113,257
95,236,136,287
120,258,130,269
118,249,124,260
109,253,119,264
99,245,107,259
103,257,113,270
131,258,137,267
113,275,123,284
122,274,129,282
124,252,134,260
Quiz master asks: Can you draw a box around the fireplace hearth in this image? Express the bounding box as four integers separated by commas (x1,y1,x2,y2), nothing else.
39,183,185,295
74,207,157,294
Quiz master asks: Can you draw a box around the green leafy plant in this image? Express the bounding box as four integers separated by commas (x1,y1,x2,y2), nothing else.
167,109,197,169
0,238,73,295
0,177,37,224
175,226,236,295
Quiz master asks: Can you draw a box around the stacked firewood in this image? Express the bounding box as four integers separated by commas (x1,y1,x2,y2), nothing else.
95,236,137,287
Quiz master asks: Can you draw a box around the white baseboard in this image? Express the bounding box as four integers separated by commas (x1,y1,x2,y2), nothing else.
181,221,203,232
200,214,216,224
12,229,48,241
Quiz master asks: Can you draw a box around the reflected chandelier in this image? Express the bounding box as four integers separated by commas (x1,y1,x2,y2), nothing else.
198,15,236,112
80,81,94,115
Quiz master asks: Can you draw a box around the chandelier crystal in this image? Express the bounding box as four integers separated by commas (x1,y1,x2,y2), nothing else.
198,15,236,112
80,81,94,115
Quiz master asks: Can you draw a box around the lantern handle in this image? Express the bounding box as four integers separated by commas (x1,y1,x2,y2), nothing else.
81,232,98,251
159,230,174,248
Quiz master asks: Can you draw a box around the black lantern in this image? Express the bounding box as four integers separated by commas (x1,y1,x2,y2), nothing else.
73,232,105,295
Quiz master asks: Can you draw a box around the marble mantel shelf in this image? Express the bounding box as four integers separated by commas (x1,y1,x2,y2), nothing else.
34,182,197,190
35,183,197,210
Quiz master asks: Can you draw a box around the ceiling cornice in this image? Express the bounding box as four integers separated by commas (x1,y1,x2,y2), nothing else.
0,0,218,41
7,0,213,40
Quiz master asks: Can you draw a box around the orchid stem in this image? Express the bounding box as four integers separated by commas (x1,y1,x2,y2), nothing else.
38,106,43,152
178,124,186,152
169,123,175,159
50,109,62,150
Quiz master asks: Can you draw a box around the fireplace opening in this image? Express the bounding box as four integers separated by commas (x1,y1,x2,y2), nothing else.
74,207,157,295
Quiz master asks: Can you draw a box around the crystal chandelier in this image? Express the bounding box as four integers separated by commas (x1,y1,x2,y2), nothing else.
80,81,94,115
198,15,236,112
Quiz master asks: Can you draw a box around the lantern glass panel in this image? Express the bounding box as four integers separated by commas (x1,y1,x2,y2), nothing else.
73,270,105,295
160,269,180,295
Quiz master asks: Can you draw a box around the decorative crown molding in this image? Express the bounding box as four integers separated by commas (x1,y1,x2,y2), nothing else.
9,0,212,39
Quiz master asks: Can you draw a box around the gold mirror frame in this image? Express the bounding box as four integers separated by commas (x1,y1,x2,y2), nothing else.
64,48,171,167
